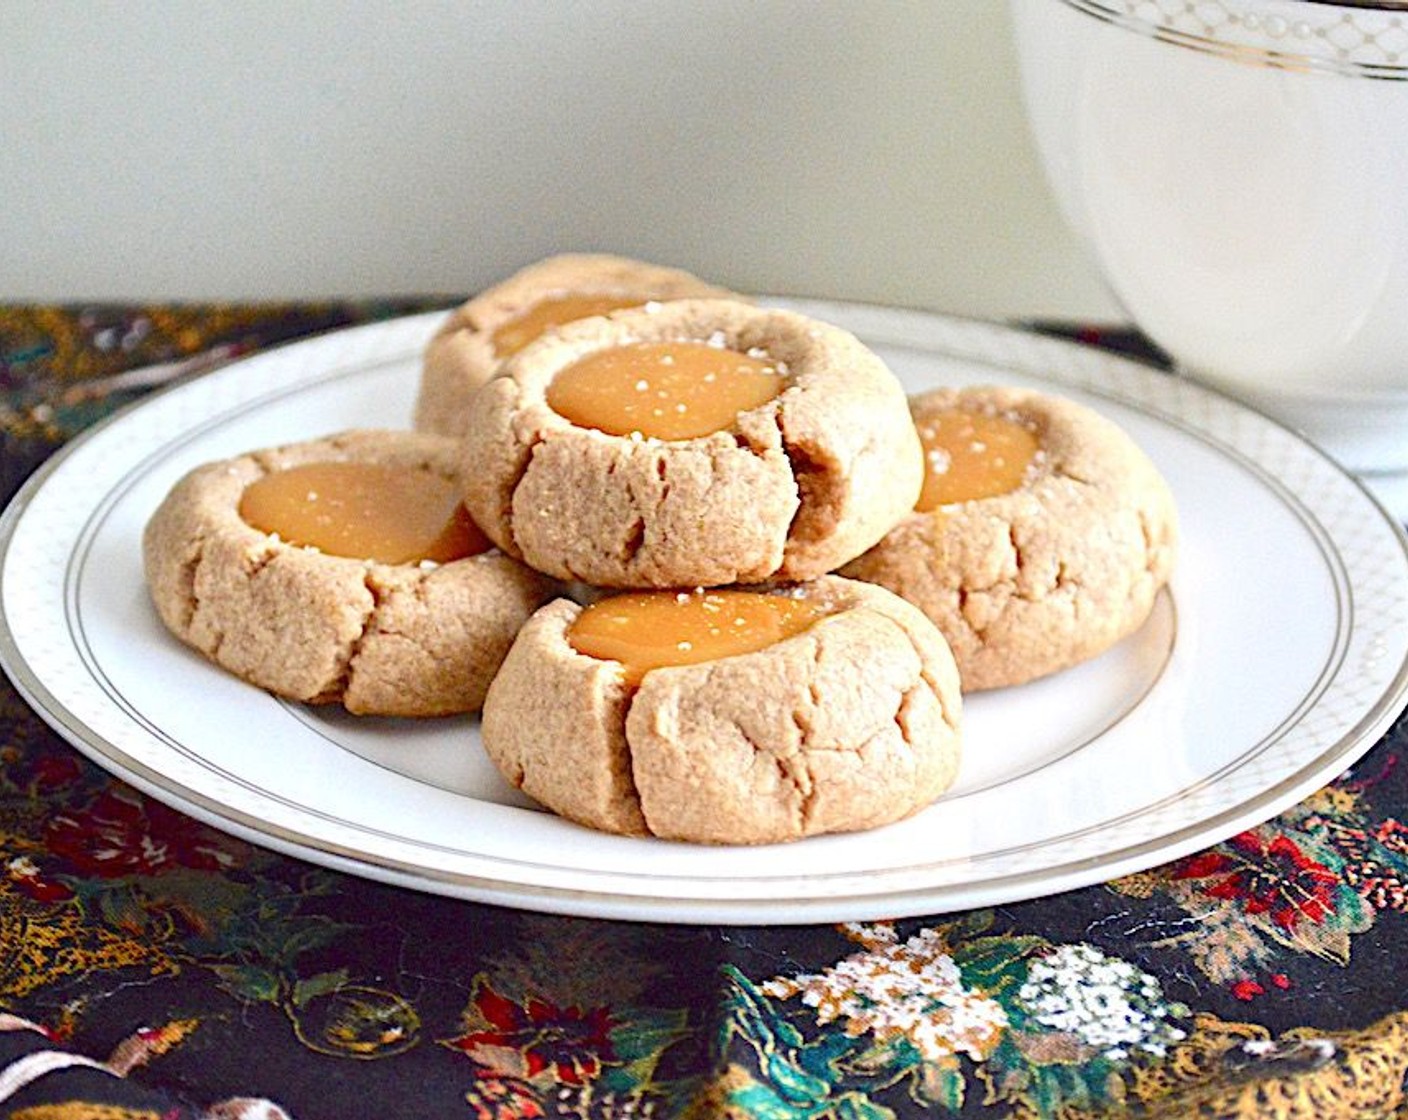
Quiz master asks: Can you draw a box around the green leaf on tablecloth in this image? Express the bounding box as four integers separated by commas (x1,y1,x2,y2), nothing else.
838,1036,966,1112
292,968,351,1009
183,875,353,970
275,916,355,962
1029,1061,1078,1116
721,965,859,1109
979,1038,1118,1118
729,1077,895,1120
951,932,1045,1013
133,867,252,917
726,963,807,1047
596,1006,692,1096
756,1032,839,1105
208,962,282,1004
838,1038,908,1079
607,1006,689,1063
918,1061,965,1111
97,883,155,936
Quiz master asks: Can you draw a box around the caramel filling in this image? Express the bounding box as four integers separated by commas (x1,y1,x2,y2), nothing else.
491,294,642,358
545,341,785,440
915,409,1039,510
239,461,490,565
568,588,830,685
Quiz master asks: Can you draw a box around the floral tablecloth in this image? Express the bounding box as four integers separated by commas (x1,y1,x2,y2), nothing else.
2,302,1407,1120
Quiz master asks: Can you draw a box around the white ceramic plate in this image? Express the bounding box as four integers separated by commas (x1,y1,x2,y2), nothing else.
3,302,1407,925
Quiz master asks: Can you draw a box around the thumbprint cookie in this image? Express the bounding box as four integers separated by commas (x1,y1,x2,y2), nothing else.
143,429,558,716
842,386,1177,691
459,298,924,588
414,253,740,437
480,575,962,844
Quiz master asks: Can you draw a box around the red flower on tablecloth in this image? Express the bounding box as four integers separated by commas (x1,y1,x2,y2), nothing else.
44,787,246,879
5,855,75,902
464,1072,546,1120
1172,829,1339,931
446,978,616,1087
30,753,83,789
0,743,84,796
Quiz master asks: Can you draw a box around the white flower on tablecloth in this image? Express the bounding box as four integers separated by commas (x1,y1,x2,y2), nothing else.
762,927,1008,1063
1017,943,1187,1060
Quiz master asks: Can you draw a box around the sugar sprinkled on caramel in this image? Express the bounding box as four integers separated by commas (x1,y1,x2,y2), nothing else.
546,340,785,440
915,408,1039,510
491,294,642,358
239,461,489,565
567,588,831,684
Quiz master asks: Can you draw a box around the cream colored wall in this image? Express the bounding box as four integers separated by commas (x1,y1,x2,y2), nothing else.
0,1,1120,322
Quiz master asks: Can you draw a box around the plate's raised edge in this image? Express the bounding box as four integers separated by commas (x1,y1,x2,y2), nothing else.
23,663,1395,927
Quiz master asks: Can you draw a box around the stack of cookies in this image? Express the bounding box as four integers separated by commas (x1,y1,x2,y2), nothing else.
143,254,1177,845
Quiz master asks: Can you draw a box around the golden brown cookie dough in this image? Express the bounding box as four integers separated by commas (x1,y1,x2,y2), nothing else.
842,386,1178,692
480,575,962,844
459,298,925,588
414,253,740,437
143,429,559,717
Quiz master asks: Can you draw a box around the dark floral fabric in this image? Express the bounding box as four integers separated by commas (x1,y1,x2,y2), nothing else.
1,305,1406,1120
